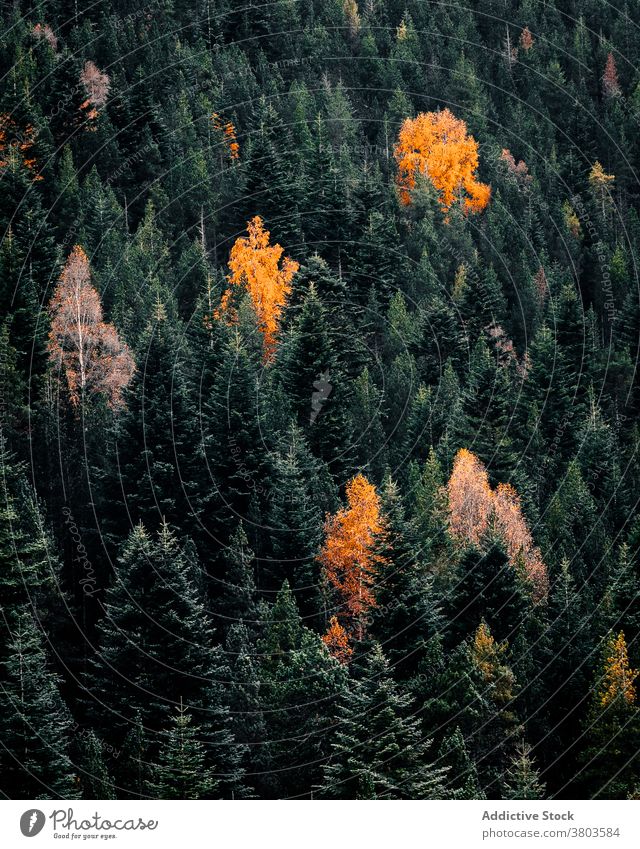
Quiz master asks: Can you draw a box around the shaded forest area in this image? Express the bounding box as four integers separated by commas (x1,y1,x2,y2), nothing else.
2,0,640,799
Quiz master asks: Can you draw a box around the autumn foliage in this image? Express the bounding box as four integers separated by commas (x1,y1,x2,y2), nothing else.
519,27,534,51
211,113,240,160
216,216,299,360
322,615,353,664
318,473,387,641
447,448,493,547
602,52,621,99
48,246,135,409
32,23,58,50
447,449,548,598
472,620,516,704
499,148,532,189
79,60,110,127
598,632,637,708
0,114,42,179
394,109,491,213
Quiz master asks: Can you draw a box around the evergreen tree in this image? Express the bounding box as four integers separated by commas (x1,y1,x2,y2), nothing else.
103,312,199,543
320,643,447,799
0,611,76,799
150,704,217,800
216,522,259,631
438,726,484,800
89,522,246,797
257,581,346,798
277,284,353,478
79,731,116,800
444,540,529,647
502,741,546,800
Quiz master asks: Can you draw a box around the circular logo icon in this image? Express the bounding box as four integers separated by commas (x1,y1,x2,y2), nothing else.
20,810,46,837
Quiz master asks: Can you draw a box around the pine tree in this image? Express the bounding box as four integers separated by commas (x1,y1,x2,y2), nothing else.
277,284,353,477
226,623,265,790
257,581,346,798
320,643,447,798
89,522,245,798
216,522,259,631
265,424,325,610
79,731,116,799
200,331,265,551
438,727,484,799
0,610,76,799
116,712,151,799
103,313,199,542
444,541,529,647
150,703,217,800
370,475,441,678
0,441,56,640
502,741,546,799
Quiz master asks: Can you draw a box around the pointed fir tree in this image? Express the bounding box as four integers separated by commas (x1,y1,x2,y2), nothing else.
216,521,259,632
265,423,326,611
438,726,484,799
320,643,447,799
370,475,442,678
502,741,546,800
89,522,246,797
257,581,347,798
150,702,217,800
0,610,76,799
78,730,116,800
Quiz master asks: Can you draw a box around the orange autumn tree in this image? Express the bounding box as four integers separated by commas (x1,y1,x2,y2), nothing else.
447,449,548,599
0,115,42,179
48,246,135,409
211,112,240,161
322,616,353,664
394,109,491,213
493,483,548,598
217,216,299,360
318,473,387,647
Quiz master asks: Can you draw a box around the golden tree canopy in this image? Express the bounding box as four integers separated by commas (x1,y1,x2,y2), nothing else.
394,109,491,213
318,473,387,640
217,216,299,360
599,631,637,708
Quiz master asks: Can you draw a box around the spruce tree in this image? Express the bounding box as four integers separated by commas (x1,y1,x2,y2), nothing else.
0,611,76,799
150,704,217,800
257,581,347,798
320,643,447,799
502,741,546,800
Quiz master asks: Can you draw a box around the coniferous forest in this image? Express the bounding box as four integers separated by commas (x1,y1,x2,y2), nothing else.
2,0,640,802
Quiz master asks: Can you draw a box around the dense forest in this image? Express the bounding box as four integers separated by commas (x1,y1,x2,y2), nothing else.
1,0,640,801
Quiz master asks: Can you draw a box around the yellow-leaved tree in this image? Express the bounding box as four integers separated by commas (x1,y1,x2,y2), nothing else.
598,631,637,708
318,473,387,647
394,109,491,212
216,216,299,360
322,616,353,664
